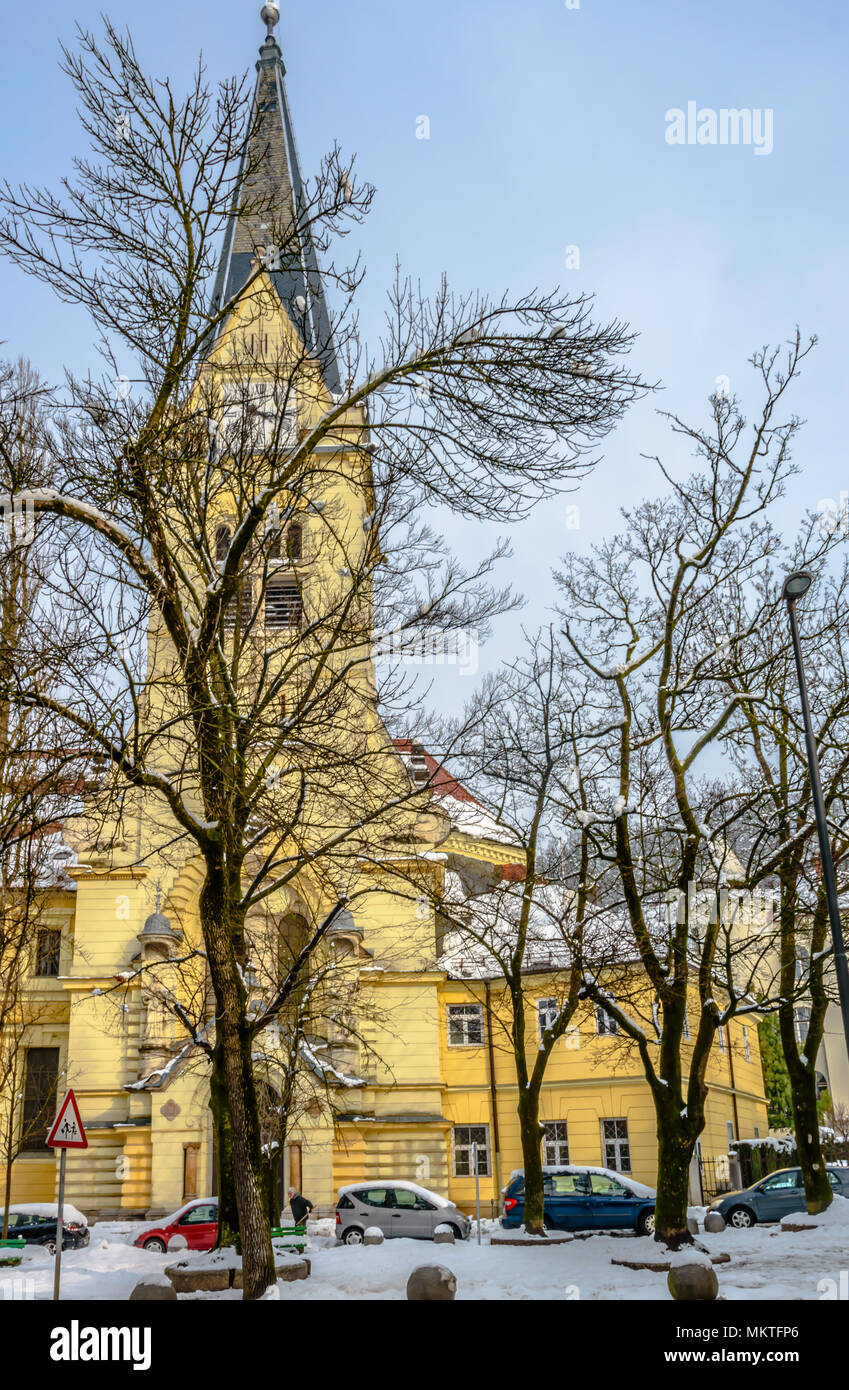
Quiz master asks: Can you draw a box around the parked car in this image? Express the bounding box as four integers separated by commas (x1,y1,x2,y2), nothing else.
133,1199,219,1254
502,1166,657,1235
707,1165,849,1229
335,1181,471,1244
1,1204,90,1254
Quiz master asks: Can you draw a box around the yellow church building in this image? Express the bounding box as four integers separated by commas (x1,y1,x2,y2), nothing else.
2,11,768,1225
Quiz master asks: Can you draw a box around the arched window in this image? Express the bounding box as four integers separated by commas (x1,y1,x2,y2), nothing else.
278,913,310,978
287,522,303,563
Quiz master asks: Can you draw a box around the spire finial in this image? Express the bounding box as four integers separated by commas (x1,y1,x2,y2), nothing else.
261,3,280,38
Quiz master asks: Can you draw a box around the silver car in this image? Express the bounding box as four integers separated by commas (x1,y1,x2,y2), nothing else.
335,1180,471,1244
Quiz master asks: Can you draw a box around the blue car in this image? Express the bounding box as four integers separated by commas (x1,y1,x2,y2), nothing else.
708,1165,849,1229
502,1166,656,1235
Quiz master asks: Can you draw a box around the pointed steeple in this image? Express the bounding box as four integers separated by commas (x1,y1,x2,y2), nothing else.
210,5,341,394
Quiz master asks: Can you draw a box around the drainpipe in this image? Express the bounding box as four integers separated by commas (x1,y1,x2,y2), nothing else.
727,1025,741,1140
484,980,502,1211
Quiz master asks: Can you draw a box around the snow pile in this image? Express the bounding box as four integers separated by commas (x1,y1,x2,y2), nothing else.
5,1215,849,1300
669,1248,713,1270
780,1194,849,1230
434,1224,453,1236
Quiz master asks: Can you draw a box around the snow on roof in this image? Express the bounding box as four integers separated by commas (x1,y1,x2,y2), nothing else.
438,879,580,977
392,739,519,849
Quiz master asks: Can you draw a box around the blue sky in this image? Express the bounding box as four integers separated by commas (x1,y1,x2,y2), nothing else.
1,0,846,704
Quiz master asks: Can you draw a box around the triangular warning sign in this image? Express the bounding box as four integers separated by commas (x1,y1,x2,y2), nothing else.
47,1089,88,1149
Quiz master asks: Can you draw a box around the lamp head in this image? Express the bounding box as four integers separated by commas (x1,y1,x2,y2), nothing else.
782,570,813,603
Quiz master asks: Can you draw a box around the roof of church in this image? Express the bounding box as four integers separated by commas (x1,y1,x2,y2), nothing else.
208,7,342,393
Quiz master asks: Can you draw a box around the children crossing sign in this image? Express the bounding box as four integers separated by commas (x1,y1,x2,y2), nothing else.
47,1089,88,1149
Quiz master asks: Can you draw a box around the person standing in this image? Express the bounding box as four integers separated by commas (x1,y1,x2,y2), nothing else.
288,1186,313,1225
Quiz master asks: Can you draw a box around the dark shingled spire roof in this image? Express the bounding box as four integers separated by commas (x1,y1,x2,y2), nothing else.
209,16,341,393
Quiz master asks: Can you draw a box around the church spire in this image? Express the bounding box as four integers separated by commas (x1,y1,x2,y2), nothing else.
210,5,341,394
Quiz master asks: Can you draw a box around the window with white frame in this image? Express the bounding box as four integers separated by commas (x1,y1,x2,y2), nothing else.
726,1120,735,1146
794,1007,811,1044
452,1125,490,1176
743,1025,751,1062
537,998,558,1042
601,1118,631,1173
717,1025,726,1052
595,997,618,1036
682,1009,690,1041
542,1121,569,1165
447,1003,484,1047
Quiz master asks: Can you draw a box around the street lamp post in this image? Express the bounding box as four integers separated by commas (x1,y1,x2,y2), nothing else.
782,570,849,1061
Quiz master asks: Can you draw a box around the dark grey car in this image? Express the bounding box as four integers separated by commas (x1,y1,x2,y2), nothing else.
708,1165,849,1228
335,1181,471,1244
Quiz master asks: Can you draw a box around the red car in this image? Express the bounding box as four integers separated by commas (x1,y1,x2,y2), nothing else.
133,1199,219,1254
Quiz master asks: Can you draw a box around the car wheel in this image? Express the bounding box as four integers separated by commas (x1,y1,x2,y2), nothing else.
143,1237,168,1253
727,1206,755,1229
637,1208,656,1236
343,1227,365,1246
44,1239,57,1256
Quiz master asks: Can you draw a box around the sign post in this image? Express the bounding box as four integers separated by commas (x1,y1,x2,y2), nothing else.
472,1142,482,1246
46,1089,88,1301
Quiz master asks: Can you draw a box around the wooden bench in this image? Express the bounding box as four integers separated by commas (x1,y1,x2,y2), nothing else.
271,1224,307,1254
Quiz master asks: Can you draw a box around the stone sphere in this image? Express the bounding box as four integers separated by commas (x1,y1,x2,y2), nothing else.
406,1265,457,1301
129,1277,177,1302
667,1261,719,1302
363,1226,384,1246
434,1224,455,1244
167,1233,188,1251
704,1212,726,1234
686,1217,700,1236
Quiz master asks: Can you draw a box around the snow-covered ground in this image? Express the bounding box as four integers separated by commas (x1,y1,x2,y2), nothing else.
2,1208,847,1301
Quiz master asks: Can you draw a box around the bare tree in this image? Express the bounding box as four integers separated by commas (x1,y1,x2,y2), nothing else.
0,24,646,1295
410,633,615,1235
0,360,81,1233
552,336,816,1246
716,555,849,1212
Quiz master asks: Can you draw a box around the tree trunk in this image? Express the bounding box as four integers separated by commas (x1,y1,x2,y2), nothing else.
654,1119,695,1249
201,874,276,1299
2,1149,12,1239
209,1046,238,1248
517,1087,545,1235
789,1064,832,1214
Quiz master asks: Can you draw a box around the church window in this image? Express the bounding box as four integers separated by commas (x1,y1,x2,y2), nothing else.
265,579,302,629
214,525,231,566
